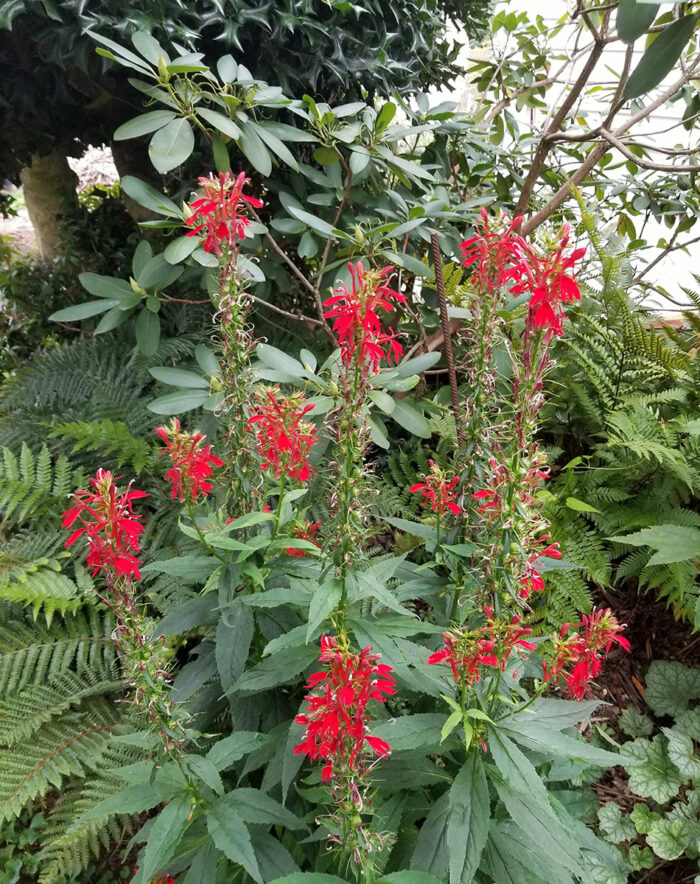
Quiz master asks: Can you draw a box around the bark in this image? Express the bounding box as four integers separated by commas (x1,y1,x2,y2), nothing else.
19,150,78,260
110,139,160,227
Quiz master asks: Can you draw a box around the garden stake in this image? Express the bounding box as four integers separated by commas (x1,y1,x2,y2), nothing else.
431,232,464,447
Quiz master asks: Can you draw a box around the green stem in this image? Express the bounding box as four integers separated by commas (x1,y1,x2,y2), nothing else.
185,499,226,564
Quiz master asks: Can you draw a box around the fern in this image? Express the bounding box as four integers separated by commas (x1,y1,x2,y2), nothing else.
0,443,80,526
52,419,153,474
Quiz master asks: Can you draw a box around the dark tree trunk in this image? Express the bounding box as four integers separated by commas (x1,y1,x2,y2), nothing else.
19,150,78,260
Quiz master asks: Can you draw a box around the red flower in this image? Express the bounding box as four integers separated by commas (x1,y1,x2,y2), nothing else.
286,519,322,557
410,460,461,516
62,469,147,581
248,386,318,482
519,540,562,600
510,225,586,335
543,608,630,700
428,607,535,685
156,418,225,503
459,208,525,293
294,634,395,782
185,171,263,257
323,262,406,370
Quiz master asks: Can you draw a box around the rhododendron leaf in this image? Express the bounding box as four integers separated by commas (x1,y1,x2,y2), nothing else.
285,205,336,237
50,299,122,322
120,176,181,217
239,125,272,177
207,732,266,772
148,389,209,414
163,234,199,264
623,16,698,100
149,367,209,389
94,306,131,334
616,0,659,44
206,798,262,883
381,249,433,277
251,121,299,171
306,577,342,641
198,108,242,140
136,253,183,290
369,389,396,414
447,753,490,884
135,308,160,356
137,793,192,884
79,272,133,300
114,110,176,141
257,343,306,377
390,399,431,438
217,54,238,84
191,247,219,266
368,416,390,449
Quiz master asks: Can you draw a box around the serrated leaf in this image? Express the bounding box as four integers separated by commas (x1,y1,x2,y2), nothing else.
235,644,318,694
621,735,683,802
138,794,191,884
618,705,654,738
597,802,636,843
207,732,265,772
207,797,262,883
306,578,341,641
644,660,700,716
646,817,693,860
446,753,489,884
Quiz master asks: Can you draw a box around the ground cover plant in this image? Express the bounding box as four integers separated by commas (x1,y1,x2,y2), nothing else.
1,9,700,883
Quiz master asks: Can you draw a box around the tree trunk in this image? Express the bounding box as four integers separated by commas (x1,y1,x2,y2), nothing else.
110,139,160,227
19,150,78,260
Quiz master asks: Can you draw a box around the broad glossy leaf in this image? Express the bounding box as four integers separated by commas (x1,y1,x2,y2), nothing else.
50,299,120,322
135,308,160,356
147,389,209,414
239,125,272,176
624,16,698,99
163,235,199,264
79,272,133,299
617,0,659,44
149,367,208,389
114,110,176,140
120,176,181,217
149,118,195,173
390,398,431,438
199,107,242,140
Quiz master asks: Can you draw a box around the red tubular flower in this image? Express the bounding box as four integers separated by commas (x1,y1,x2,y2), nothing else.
184,170,263,257
459,208,525,293
286,520,322,557
156,418,225,503
294,634,395,782
519,540,562,600
510,225,586,336
62,469,147,581
543,608,630,700
248,386,318,482
410,460,461,516
323,262,406,370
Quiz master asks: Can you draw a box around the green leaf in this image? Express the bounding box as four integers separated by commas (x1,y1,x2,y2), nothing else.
597,802,635,843
138,794,191,884
114,110,177,140
217,55,237,83
390,399,431,438
256,343,306,377
223,511,276,531
212,131,230,173
49,300,120,322
384,517,437,543
182,754,224,795
251,121,299,171
228,787,306,830
131,31,166,64
149,118,195,173
368,389,395,414
499,721,621,767
207,732,265,772
235,644,318,694
142,556,218,580
621,735,684,802
618,705,654,738
372,714,445,753
447,753,490,884
313,146,339,165
379,875,444,884
644,660,700,716
646,817,694,860
609,524,700,565
381,249,433,278
135,308,160,356
616,0,659,44
565,496,600,513
239,125,272,177
376,102,397,133
120,176,181,217
79,272,133,299
198,107,242,140
410,791,449,880
662,725,700,778
95,306,131,334
148,389,209,414
306,578,342,641
286,205,336,237
268,876,348,884
217,600,255,697
149,367,208,388
80,779,181,821
628,845,654,871
163,235,199,264
207,797,262,883
624,15,699,99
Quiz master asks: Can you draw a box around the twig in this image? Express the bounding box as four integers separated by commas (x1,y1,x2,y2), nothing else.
247,293,324,327
598,128,700,173
431,233,464,447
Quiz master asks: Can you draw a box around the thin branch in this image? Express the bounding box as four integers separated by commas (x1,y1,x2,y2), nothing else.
163,296,211,305
635,233,700,284
431,234,464,446
598,127,700,172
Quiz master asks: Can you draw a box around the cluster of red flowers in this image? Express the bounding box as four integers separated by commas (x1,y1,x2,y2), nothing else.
519,540,562,600
294,634,395,782
156,418,224,503
543,608,630,700
248,387,318,482
460,207,525,294
410,460,461,516
428,607,536,685
62,469,147,581
185,170,263,257
323,262,406,370
285,519,322,557
511,224,586,336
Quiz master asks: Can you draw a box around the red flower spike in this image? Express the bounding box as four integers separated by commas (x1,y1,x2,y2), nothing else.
544,608,629,700
184,171,262,257
156,418,225,504
294,634,395,783
323,262,406,371
248,386,318,482
62,469,147,582
410,460,461,516
459,208,525,293
286,520,322,557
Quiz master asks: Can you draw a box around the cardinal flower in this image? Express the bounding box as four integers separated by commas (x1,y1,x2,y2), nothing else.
248,387,318,482
459,207,526,293
294,634,395,782
410,460,461,516
286,520,322,557
323,262,406,371
156,419,224,503
62,469,147,581
185,170,263,257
